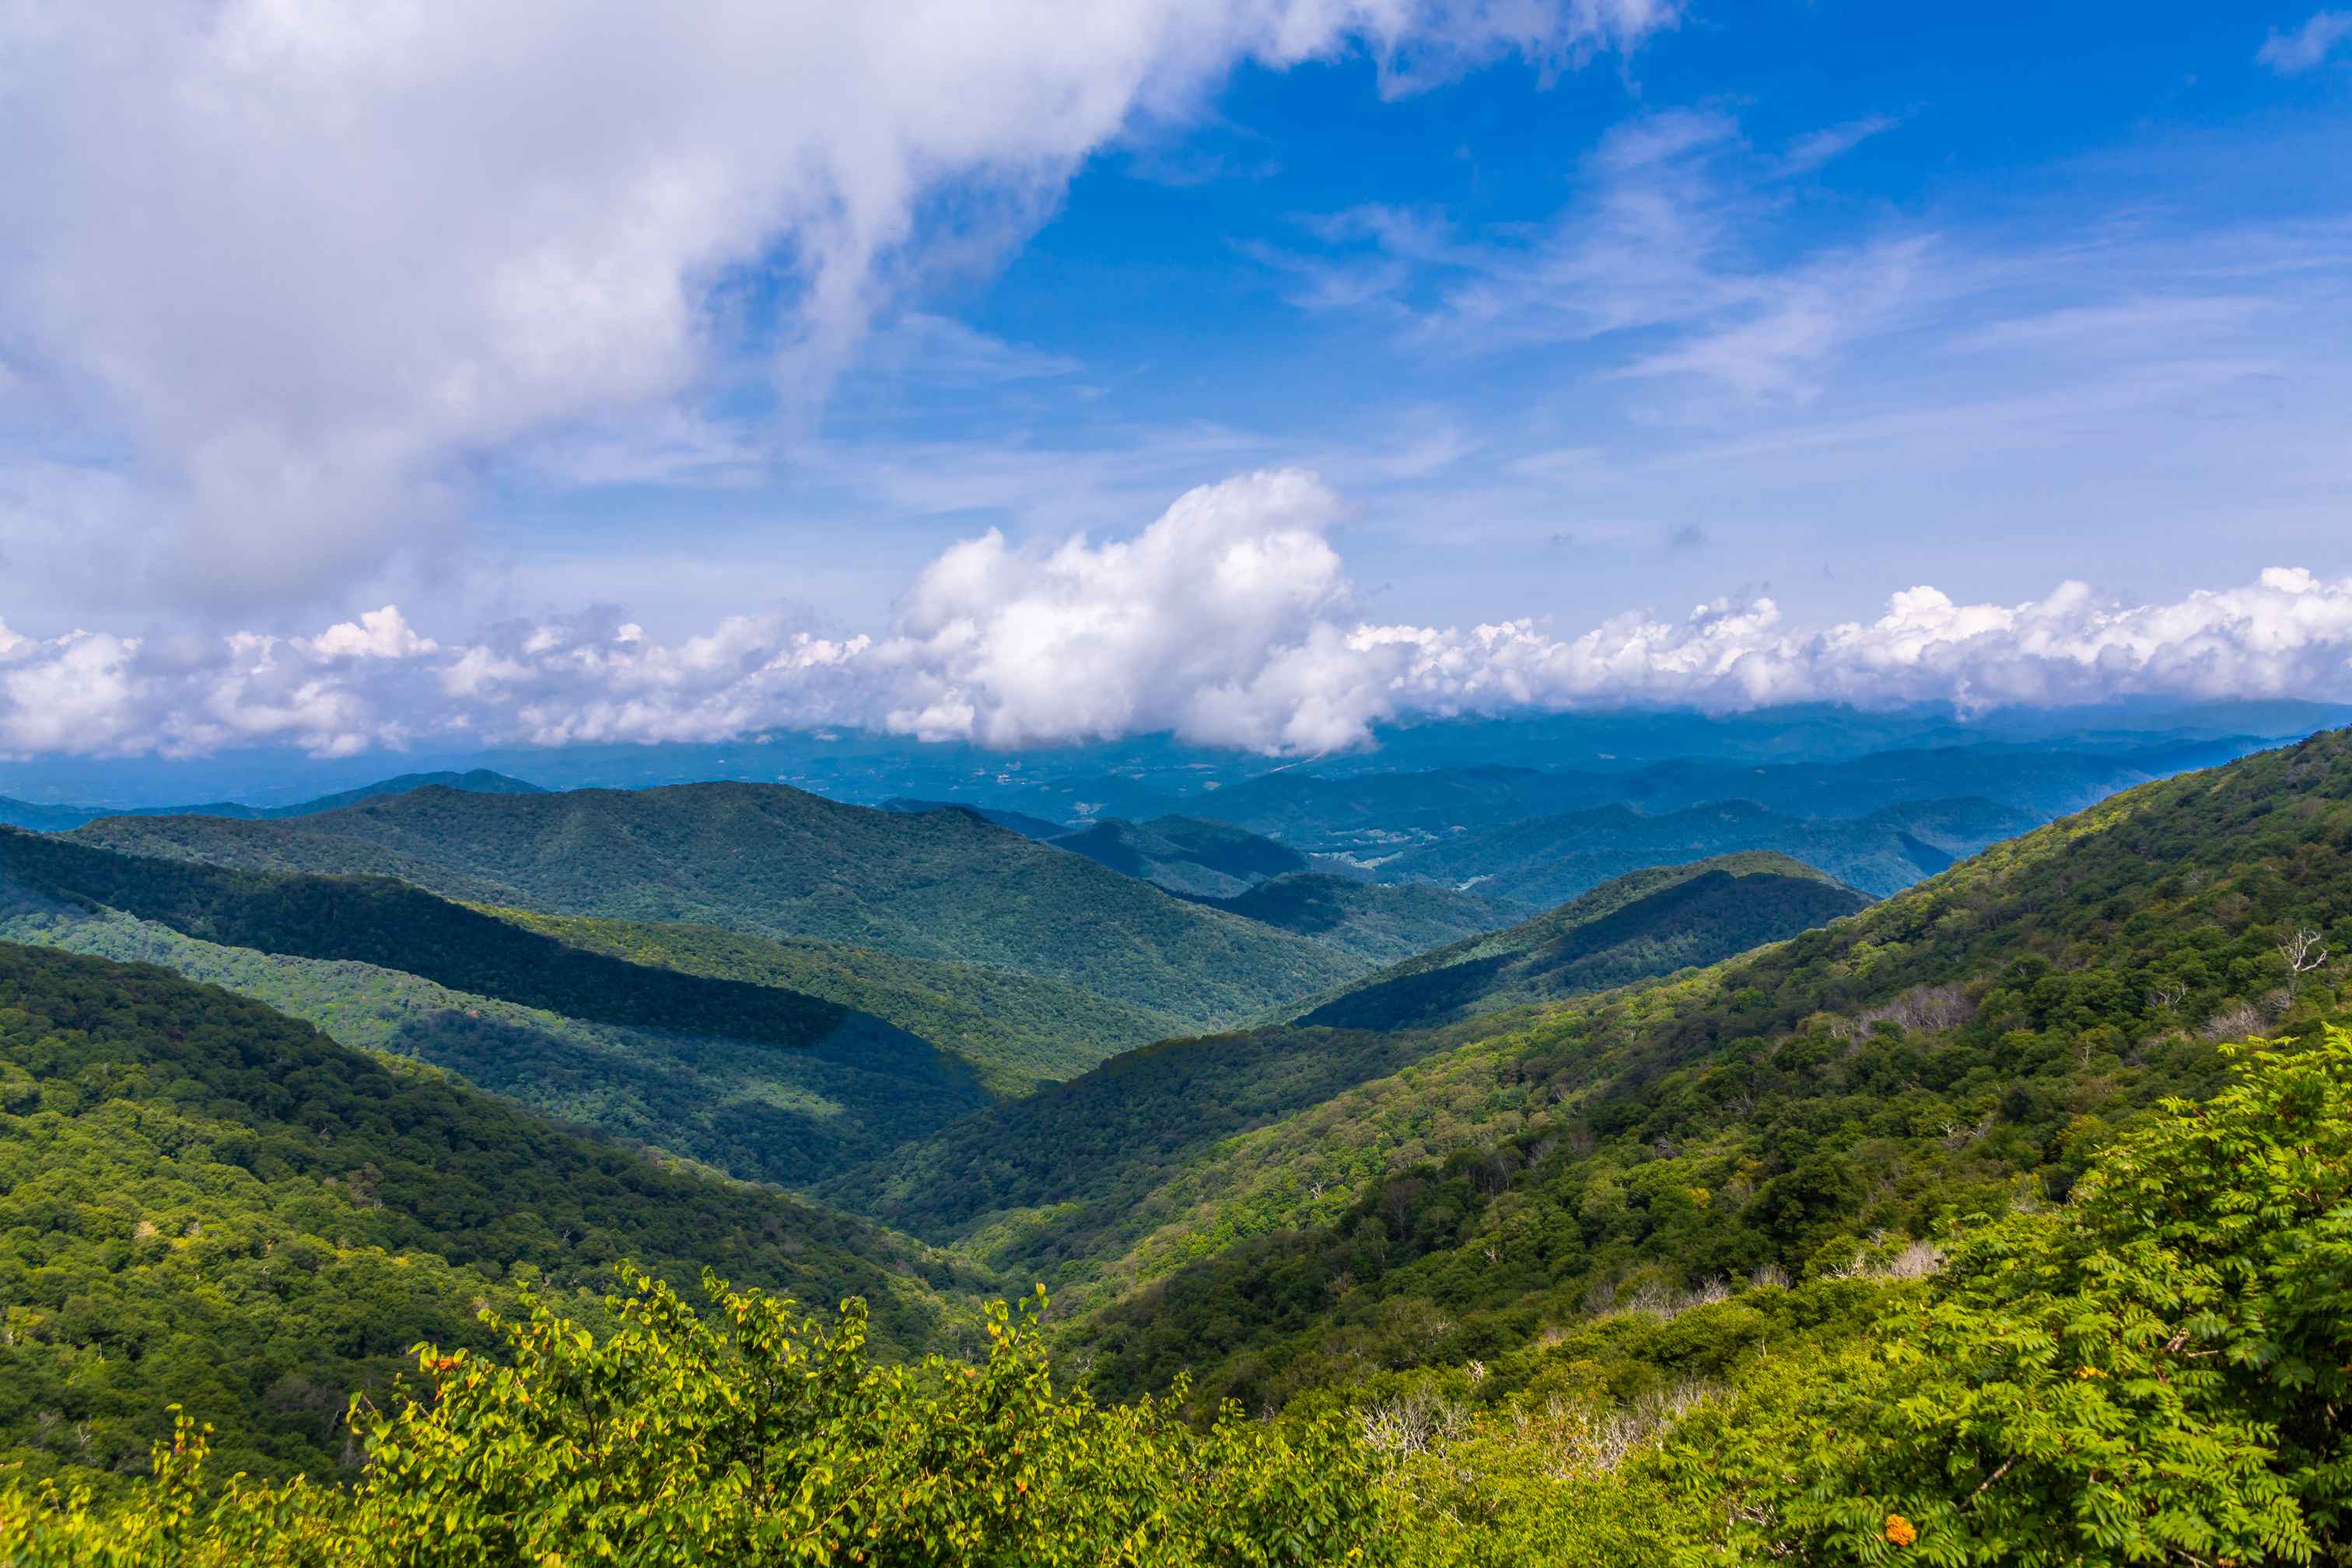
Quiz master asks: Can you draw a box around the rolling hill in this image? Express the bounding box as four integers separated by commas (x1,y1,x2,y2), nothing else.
880,797,1067,839
1049,814,1311,897
1296,852,1872,1031
0,940,972,1486
817,862,1862,1277
68,782,1370,1027
482,906,1178,1093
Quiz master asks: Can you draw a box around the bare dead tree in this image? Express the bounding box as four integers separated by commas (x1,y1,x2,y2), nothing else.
2147,980,2187,1014
2278,926,2330,999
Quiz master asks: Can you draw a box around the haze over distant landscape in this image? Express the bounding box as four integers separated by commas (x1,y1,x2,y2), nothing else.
4,5,2350,1565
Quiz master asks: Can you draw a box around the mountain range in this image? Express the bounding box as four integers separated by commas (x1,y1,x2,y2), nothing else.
3,720,2343,1561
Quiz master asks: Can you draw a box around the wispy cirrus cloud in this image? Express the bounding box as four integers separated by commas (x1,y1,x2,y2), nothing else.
2258,10,2352,74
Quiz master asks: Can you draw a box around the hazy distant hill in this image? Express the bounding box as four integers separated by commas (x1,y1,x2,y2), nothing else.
1376,796,2034,900
1297,852,1871,1031
1050,814,1311,897
1177,871,1527,965
71,782,1367,1027
880,797,1067,840
1041,740,2266,856
0,768,541,833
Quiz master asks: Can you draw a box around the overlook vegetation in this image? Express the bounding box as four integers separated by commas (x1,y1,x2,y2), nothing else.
1298,852,1871,1031
73,783,1367,1027
9,1025,2344,1565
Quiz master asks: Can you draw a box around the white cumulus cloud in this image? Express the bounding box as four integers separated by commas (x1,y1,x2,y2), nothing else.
4,471,2351,761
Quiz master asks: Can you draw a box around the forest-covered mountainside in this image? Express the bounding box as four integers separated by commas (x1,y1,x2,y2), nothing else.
72,784,1367,1026
1374,796,2030,900
18,1023,2343,1566
817,859,1864,1278
1044,728,2352,1410
1299,852,1871,1031
1175,872,1528,964
0,831,1023,1185
0,942,973,1487
481,907,1180,1093
1048,814,1311,897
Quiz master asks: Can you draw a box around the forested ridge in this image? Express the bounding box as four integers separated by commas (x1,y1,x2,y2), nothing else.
1174,873,1530,966
1295,852,1871,1030
73,782,1368,1026
481,905,1180,1094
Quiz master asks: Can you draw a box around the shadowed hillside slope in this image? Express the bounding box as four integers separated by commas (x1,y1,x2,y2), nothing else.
70,783,1367,1026
0,830,1009,1184
1177,872,1528,965
1297,852,1871,1031
818,863,1860,1278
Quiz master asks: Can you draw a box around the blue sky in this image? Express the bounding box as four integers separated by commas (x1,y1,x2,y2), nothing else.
484,2,2352,638
1,2,2349,759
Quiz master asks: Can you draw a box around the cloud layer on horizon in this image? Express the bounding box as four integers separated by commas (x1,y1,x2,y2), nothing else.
5,470,2350,761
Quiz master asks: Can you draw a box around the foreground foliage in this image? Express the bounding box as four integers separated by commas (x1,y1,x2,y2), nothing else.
6,1027,2342,1565
2,1276,1390,1566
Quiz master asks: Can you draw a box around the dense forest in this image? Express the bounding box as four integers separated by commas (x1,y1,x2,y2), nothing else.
0,943,971,1486
8,1027,2342,1563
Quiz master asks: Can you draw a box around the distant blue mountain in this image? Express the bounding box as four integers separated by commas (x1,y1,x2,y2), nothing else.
0,769,541,833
